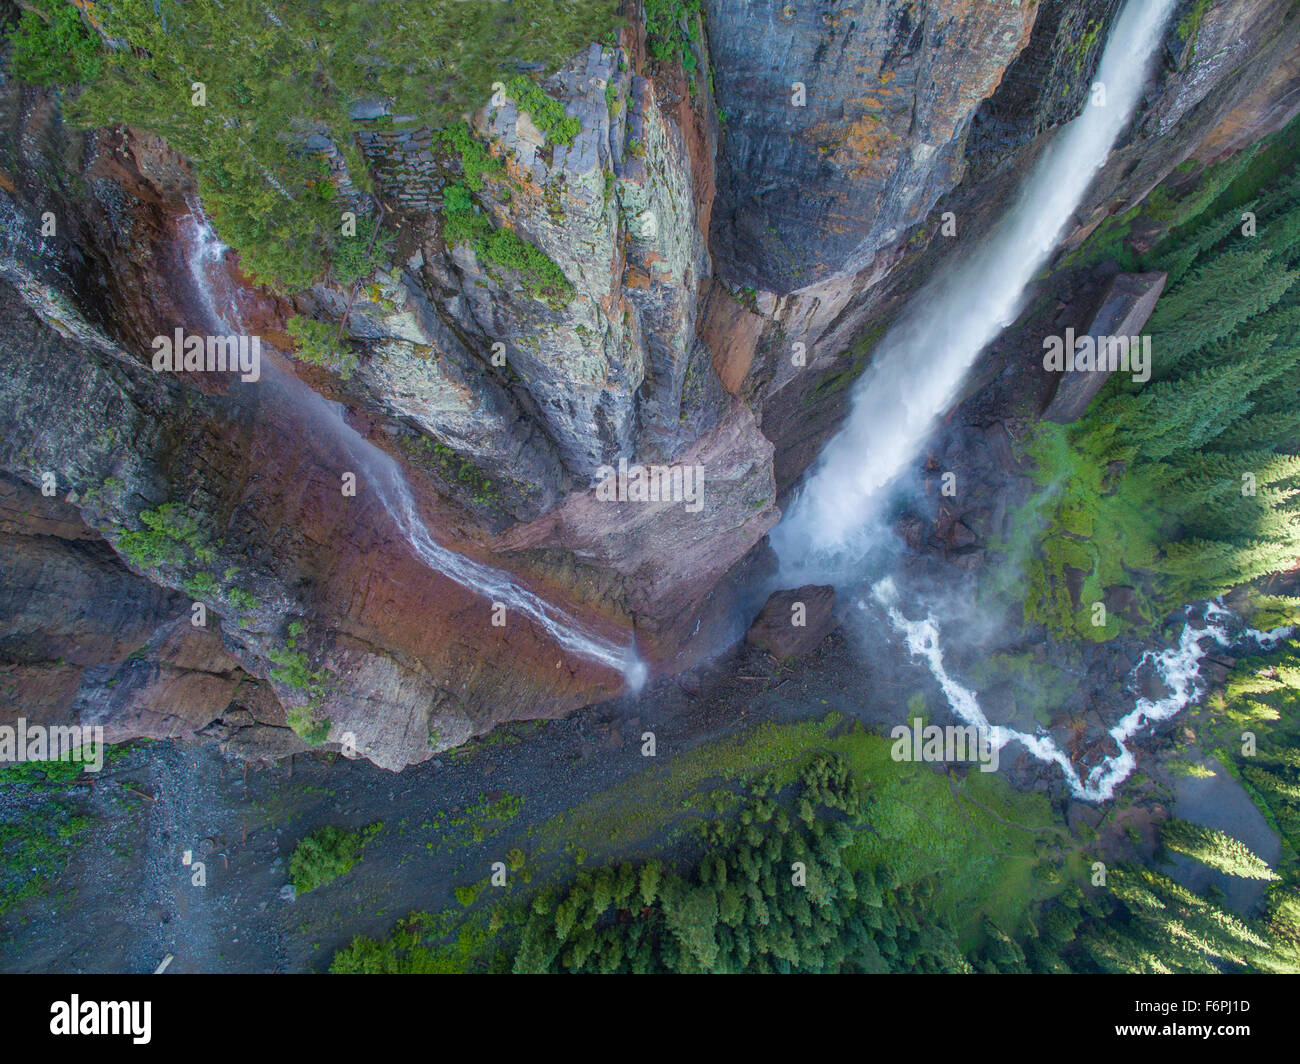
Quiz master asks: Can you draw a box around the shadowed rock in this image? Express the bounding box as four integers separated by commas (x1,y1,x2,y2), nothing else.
1042,271,1167,423
746,585,837,660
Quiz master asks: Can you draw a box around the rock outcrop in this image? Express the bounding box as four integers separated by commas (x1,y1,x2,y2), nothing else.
746,585,839,661
706,0,1040,294
1042,271,1167,423
1,0,1298,768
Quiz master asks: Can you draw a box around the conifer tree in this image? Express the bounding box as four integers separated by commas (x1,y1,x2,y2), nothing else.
1161,818,1281,881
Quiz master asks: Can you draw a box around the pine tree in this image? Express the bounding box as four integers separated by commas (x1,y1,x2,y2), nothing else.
1161,818,1281,880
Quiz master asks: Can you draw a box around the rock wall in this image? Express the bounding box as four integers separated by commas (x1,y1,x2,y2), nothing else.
1,0,1297,768
705,0,1039,294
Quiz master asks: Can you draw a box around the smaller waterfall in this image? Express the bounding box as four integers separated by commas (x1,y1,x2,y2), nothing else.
871,578,1290,802
182,213,646,690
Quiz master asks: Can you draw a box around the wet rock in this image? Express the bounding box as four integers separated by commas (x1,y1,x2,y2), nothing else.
745,585,838,661
897,513,927,552
949,548,985,573
950,521,978,549
2,0,1298,773
1064,566,1087,610
699,279,765,394
221,708,256,729
223,725,311,762
1103,585,1144,625
1069,802,1106,833
706,0,1039,293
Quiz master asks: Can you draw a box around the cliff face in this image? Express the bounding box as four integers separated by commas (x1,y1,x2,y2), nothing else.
1,0,1298,769
705,0,1040,294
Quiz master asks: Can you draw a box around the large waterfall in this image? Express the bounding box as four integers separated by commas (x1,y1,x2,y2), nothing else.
765,0,1268,801
771,0,1180,573
180,213,646,690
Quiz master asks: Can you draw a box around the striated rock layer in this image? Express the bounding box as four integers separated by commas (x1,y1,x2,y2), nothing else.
1,1,1298,767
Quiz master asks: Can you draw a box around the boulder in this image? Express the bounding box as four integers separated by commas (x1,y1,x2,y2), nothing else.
745,585,837,660
1042,272,1167,423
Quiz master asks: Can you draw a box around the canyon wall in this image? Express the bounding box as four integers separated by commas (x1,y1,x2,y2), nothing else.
1,0,1297,768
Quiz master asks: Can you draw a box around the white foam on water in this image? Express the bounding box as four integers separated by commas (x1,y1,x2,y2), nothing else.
772,0,1180,575
181,213,646,689
870,578,1290,802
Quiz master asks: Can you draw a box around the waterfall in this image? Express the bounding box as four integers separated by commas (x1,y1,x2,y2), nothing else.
871,579,1290,802
181,213,647,691
763,0,1233,800
771,0,1179,574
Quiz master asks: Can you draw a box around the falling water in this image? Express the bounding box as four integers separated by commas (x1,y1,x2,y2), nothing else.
871,579,1290,802
181,212,646,690
772,0,1180,574
763,0,1247,798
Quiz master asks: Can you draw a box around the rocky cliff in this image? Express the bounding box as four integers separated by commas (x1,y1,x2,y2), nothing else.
1,0,1297,769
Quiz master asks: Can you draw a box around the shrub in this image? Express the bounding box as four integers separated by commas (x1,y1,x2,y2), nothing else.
119,504,212,570
289,824,381,894
505,75,580,146
5,0,103,86
286,315,358,380
54,2,621,290
441,183,574,307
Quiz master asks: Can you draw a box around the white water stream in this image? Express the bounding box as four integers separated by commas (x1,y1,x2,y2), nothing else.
180,213,646,690
872,579,1289,801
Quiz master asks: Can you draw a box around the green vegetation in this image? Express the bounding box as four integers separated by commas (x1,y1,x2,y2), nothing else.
330,215,387,287
0,757,95,919
9,1,620,290
324,702,1300,973
644,0,702,67
268,624,331,744
1173,636,1300,967
1177,0,1212,60
1010,121,1300,639
437,123,502,192
403,432,500,510
118,503,213,570
3,0,102,86
286,315,358,379
227,588,257,614
289,823,381,894
334,713,1075,972
183,571,218,599
1028,863,1292,973
1067,20,1103,76
504,75,580,146
440,179,574,308
1202,637,1300,859
267,646,320,693
454,883,484,907
806,317,889,403
516,754,980,972
967,651,1081,727
330,908,498,973
534,710,1066,936
285,705,331,746
1161,818,1280,881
